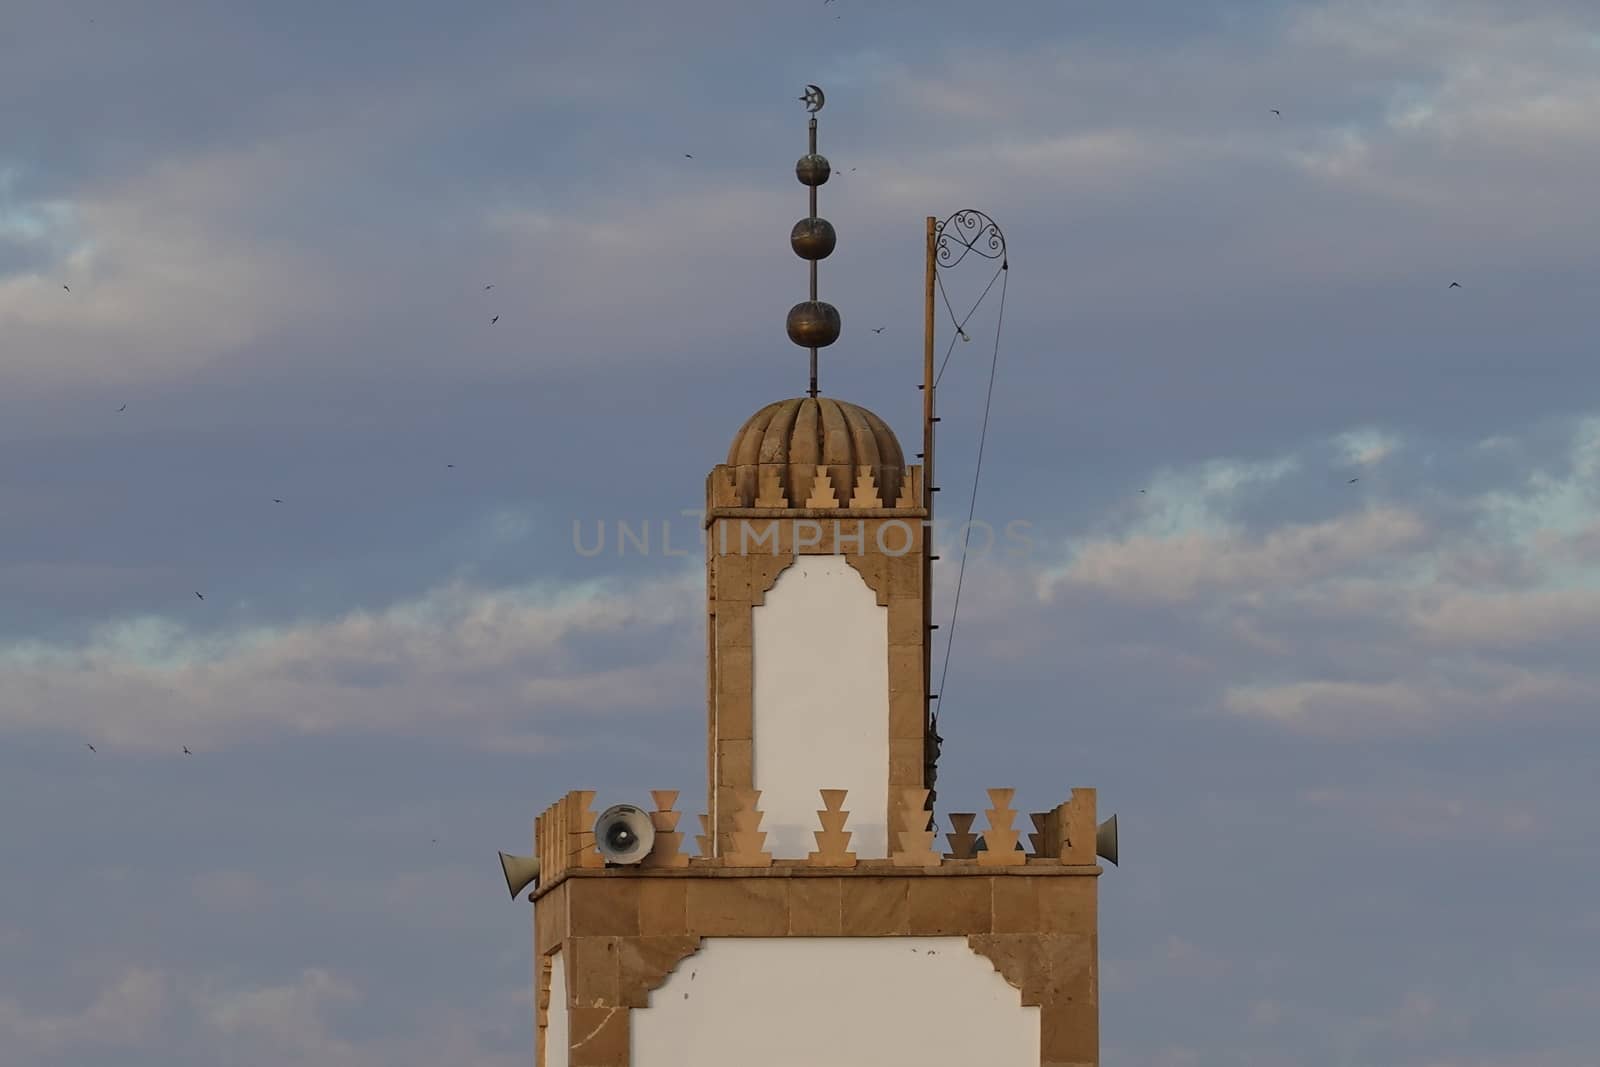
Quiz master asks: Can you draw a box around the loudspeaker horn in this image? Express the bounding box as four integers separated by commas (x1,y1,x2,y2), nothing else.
1096,814,1119,866
499,852,540,899
594,804,656,866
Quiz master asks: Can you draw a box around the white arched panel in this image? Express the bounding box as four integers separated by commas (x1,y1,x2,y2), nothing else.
632,937,1039,1067
751,554,889,858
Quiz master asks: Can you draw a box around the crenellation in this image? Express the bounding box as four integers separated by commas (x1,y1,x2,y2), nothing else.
807,788,857,867
643,791,690,868
978,789,1026,867
570,791,605,870
1055,788,1098,865
1028,812,1051,857
849,465,884,508
803,465,840,508
894,465,922,508
891,789,943,866
724,789,773,867
946,812,981,859
708,466,740,509
755,467,789,508
553,796,569,881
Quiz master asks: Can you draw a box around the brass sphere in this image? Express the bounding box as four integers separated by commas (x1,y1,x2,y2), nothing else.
786,301,841,348
790,217,836,260
795,153,831,186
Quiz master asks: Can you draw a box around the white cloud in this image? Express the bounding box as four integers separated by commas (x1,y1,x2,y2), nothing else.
479,181,798,366
0,571,701,750
5,0,1591,402
1409,586,1600,645
198,967,359,1046
0,31,661,392
1283,2,1600,214
0,967,168,1050
1473,416,1600,549
1010,412,1600,737
1,8,1598,1067
438,0,1600,373
1335,427,1400,467
1044,507,1429,604
0,146,343,387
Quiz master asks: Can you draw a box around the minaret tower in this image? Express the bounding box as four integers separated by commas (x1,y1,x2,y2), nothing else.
517,88,1115,1067
703,84,927,860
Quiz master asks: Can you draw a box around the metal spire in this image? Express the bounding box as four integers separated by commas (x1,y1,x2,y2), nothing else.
786,85,840,398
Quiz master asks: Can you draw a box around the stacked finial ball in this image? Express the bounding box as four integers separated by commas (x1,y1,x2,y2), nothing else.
789,145,841,349
786,301,841,347
795,153,831,186
790,217,836,260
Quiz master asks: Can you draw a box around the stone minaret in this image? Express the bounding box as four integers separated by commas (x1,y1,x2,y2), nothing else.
703,398,927,861
524,87,1111,1067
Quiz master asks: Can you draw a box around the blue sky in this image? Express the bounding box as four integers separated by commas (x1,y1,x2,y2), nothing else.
3,1,1599,1064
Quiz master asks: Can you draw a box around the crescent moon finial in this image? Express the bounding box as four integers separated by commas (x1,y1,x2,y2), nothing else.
800,84,825,114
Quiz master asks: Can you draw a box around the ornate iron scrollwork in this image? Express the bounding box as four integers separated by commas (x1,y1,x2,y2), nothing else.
933,209,1007,270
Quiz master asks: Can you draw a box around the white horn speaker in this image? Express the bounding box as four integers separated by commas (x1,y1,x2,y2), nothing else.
594,804,655,865
1097,814,1119,866
499,852,540,899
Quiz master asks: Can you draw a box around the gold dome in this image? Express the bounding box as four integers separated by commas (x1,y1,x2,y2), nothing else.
726,396,906,508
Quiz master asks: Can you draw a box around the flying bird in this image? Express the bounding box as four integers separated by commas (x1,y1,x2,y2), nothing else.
491,315,499,324
684,153,693,159
1139,489,1147,494
117,403,127,412
195,592,204,600
272,498,283,503
484,284,494,290
1348,477,1359,484
182,746,191,755
62,284,70,292
86,743,96,752
446,463,455,468
1271,109,1281,116
1448,281,1461,288
871,327,885,334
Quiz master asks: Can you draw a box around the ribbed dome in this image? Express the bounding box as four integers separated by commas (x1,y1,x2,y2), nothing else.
727,397,906,508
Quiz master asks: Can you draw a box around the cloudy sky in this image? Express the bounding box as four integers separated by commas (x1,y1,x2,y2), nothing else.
3,0,1599,1063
